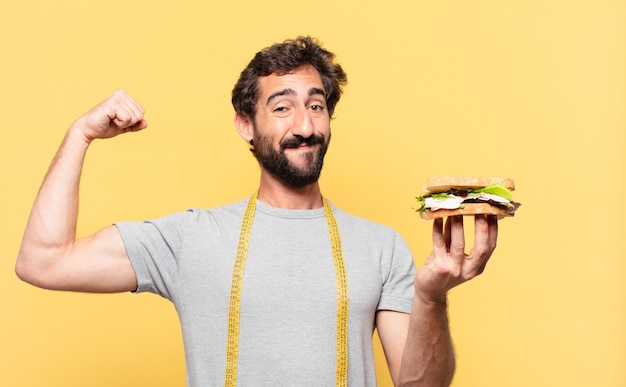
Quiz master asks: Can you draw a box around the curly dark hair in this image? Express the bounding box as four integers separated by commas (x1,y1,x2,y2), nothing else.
231,36,348,120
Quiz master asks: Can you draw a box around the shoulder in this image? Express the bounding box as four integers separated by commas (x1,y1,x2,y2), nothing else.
117,197,250,232
330,202,404,242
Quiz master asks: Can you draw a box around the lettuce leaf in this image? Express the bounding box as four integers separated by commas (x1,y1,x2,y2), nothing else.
430,192,450,200
415,196,427,212
471,183,513,200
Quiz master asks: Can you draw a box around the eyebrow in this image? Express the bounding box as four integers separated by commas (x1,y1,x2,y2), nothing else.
309,87,326,98
266,87,326,106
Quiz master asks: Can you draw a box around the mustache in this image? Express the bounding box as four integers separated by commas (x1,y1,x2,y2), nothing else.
280,134,325,149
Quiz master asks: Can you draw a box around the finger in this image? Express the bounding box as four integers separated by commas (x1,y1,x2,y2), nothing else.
473,215,498,257
123,118,148,132
109,90,145,129
432,218,446,255
124,93,145,123
488,214,499,250
473,214,489,253
469,215,498,276
448,215,465,261
111,107,133,128
444,216,452,250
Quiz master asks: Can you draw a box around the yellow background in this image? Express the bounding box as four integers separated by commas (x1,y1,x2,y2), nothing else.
1,0,624,386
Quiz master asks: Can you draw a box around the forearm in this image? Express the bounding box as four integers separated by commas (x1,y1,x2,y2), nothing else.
16,124,91,283
398,296,455,387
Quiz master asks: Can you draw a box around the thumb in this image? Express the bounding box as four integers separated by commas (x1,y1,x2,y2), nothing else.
122,118,148,133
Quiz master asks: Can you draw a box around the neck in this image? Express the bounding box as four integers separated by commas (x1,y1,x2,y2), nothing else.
257,171,323,209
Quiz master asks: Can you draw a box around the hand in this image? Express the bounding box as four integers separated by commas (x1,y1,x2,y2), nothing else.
72,90,147,142
414,215,498,304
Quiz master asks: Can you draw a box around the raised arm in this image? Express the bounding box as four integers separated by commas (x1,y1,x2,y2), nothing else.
377,215,498,386
15,90,147,293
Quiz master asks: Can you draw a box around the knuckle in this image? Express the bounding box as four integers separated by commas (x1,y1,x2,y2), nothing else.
462,272,476,281
434,240,446,249
451,242,465,252
473,243,494,259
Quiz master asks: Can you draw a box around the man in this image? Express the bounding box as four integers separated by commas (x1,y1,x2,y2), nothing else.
16,37,498,386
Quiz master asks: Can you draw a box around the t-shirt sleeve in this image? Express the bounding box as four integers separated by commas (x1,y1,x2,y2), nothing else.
377,231,416,314
115,211,191,300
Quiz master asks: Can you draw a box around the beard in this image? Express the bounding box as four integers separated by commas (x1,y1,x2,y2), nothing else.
251,129,329,189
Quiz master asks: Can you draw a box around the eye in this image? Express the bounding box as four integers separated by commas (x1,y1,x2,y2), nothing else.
273,105,291,116
310,104,325,112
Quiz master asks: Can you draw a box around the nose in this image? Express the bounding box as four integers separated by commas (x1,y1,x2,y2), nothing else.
292,107,314,138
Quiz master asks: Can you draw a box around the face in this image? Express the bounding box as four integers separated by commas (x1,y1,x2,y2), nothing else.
248,65,331,188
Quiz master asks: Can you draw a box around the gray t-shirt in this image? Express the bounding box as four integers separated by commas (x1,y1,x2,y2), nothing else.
116,198,416,386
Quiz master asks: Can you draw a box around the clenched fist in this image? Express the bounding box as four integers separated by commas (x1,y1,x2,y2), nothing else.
72,90,147,142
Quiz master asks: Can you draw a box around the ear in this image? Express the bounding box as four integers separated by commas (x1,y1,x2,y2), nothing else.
234,113,254,144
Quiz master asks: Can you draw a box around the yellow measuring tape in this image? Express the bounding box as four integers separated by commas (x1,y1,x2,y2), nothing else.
225,192,349,386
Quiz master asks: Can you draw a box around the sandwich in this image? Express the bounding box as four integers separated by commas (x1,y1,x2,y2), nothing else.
416,176,521,220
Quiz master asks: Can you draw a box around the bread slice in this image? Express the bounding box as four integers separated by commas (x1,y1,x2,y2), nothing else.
419,202,512,220
422,176,515,195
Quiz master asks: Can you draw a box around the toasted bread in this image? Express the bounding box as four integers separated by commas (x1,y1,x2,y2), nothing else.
419,202,512,220
422,176,515,196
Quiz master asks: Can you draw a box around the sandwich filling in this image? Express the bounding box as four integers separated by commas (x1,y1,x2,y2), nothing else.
416,183,521,214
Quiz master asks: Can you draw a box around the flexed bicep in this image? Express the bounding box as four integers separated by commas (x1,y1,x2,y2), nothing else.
16,91,145,293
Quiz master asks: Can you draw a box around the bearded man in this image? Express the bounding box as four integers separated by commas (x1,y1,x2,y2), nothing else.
16,36,499,386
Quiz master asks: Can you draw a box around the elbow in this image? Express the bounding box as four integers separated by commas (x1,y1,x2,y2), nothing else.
396,356,456,387
15,250,56,289
397,374,455,387
15,251,40,286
